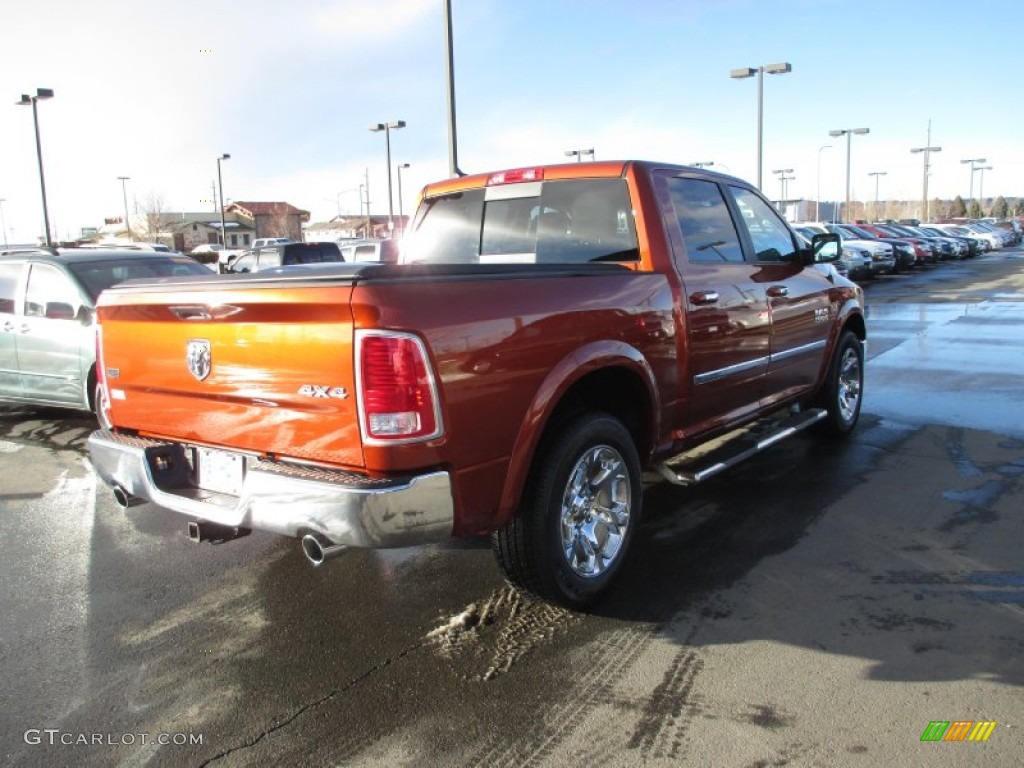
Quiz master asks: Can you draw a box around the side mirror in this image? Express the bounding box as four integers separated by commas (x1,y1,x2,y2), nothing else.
44,302,77,320
807,233,840,265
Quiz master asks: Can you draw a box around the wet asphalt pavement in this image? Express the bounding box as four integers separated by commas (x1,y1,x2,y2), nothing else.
1,249,1023,767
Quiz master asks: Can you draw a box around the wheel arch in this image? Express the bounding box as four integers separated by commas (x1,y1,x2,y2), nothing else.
494,342,658,530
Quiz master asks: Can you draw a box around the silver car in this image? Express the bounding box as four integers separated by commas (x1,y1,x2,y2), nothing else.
0,247,210,423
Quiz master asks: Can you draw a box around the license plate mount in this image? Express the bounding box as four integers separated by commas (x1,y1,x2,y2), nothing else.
196,447,245,496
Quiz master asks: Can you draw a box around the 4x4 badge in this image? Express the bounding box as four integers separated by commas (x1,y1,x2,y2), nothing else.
187,339,211,381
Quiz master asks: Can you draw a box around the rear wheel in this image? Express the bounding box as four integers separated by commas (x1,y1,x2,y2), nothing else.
88,368,112,430
813,330,863,437
492,413,641,608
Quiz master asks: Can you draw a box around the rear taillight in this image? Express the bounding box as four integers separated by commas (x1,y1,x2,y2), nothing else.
356,330,443,443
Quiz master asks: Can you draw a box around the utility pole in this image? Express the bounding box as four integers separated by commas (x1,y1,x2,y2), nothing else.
910,120,941,223
363,167,371,238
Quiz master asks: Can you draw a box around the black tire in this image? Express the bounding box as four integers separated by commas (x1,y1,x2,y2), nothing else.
492,413,642,608
813,330,863,437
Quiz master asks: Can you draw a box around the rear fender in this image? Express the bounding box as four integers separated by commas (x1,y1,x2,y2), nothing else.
494,340,660,529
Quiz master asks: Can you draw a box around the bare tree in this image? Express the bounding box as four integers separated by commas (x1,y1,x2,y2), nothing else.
137,192,177,246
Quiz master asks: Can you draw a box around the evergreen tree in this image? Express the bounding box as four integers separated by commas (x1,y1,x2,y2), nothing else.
950,196,967,218
992,196,1008,219
967,200,983,219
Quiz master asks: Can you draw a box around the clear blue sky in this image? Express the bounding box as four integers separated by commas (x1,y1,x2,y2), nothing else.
1,0,1021,242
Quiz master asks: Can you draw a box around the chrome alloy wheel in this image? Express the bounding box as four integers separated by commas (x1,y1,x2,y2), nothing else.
837,345,862,424
559,444,632,579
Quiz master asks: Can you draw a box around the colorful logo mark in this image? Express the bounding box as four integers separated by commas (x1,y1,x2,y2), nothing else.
921,721,997,742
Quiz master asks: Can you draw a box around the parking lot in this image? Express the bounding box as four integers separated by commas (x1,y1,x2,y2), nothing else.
1,249,1023,767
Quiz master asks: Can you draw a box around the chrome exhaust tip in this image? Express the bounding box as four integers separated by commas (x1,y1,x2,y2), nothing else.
301,534,346,566
113,485,144,508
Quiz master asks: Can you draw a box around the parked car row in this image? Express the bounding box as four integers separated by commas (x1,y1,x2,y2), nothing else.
793,217,1021,275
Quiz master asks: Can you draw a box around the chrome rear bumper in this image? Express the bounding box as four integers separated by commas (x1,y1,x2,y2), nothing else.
87,430,454,549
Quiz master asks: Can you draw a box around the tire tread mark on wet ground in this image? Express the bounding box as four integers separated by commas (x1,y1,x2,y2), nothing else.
470,625,654,768
626,647,703,759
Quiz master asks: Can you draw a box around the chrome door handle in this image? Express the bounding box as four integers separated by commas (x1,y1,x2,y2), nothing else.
766,285,789,298
689,291,719,305
2,322,13,333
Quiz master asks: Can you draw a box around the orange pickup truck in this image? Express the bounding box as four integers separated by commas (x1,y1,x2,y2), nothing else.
88,160,865,607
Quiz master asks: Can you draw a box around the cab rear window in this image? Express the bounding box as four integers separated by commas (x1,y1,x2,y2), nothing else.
404,179,638,265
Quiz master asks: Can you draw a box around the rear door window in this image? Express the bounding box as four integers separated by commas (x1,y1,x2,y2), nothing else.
663,177,745,263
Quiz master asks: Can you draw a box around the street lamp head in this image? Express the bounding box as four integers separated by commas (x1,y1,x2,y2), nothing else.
399,162,410,169
729,67,757,79
764,62,792,75
36,88,54,100
828,130,845,137
16,94,31,106
219,153,230,161
371,121,406,132
961,157,986,164
979,165,992,171
852,128,870,135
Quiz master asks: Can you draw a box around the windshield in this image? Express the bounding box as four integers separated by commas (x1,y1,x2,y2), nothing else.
69,257,211,300
404,178,639,265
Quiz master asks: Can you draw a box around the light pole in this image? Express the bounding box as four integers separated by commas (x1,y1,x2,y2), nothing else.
867,171,887,221
369,120,406,232
910,121,941,223
730,62,792,190
396,163,410,223
564,148,594,162
772,168,794,207
117,176,131,241
977,166,993,214
960,157,987,205
816,145,832,221
443,0,463,177
0,199,7,249
216,153,230,246
829,128,870,223
16,87,55,246
691,161,714,168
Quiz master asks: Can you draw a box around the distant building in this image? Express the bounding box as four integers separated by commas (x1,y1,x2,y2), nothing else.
93,211,256,252
772,199,839,224
226,202,310,242
304,215,409,242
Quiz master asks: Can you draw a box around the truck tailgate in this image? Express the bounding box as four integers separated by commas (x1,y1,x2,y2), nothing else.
98,282,363,468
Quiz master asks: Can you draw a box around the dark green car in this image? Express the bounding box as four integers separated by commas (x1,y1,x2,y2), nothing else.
0,248,211,423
